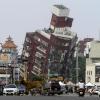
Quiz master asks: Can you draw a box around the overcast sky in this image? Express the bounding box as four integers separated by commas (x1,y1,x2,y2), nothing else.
0,0,100,52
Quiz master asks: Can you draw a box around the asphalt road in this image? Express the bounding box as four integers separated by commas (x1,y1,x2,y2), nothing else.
0,94,99,100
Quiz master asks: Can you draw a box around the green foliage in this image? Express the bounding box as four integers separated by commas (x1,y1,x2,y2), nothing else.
32,75,44,81
20,75,47,91
20,79,42,91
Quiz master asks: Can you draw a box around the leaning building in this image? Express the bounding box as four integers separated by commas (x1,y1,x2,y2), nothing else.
21,5,77,81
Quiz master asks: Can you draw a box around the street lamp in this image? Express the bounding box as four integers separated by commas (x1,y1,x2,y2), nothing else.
76,43,79,83
27,72,29,81
17,66,20,82
47,59,51,80
8,63,13,84
6,63,12,85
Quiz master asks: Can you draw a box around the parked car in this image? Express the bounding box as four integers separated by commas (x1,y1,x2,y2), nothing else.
3,84,18,95
17,84,26,95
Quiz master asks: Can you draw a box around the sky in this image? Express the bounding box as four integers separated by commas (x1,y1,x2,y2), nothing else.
0,0,100,53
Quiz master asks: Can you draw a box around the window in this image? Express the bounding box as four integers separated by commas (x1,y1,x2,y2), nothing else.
91,71,92,75
86,54,89,58
87,71,92,75
95,66,100,82
87,71,88,75
5,84,16,88
95,77,99,82
89,71,90,75
95,66,100,76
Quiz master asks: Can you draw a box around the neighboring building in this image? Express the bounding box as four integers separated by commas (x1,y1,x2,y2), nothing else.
0,36,18,84
86,41,100,86
21,5,77,81
78,38,94,57
73,38,94,83
48,5,77,79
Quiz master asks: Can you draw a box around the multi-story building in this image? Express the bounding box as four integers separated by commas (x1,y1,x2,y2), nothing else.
21,5,77,81
85,40,100,86
78,38,94,57
0,36,18,84
21,31,50,80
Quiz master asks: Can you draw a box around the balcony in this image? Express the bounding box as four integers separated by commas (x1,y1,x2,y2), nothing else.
36,46,46,54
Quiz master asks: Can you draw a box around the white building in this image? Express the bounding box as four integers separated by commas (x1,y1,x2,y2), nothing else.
85,41,100,86
0,36,18,84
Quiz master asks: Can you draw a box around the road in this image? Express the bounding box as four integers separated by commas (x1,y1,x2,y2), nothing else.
0,94,99,100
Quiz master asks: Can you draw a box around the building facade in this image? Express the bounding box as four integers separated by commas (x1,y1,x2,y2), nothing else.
85,41,100,86
78,38,94,57
0,36,18,84
21,5,77,81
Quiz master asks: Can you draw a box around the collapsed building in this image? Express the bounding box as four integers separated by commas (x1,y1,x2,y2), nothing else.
21,5,77,81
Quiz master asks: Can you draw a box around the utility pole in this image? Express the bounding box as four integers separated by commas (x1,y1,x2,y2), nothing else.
13,62,15,84
47,59,50,81
12,55,17,84
6,65,8,85
17,66,19,82
76,44,79,83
